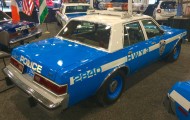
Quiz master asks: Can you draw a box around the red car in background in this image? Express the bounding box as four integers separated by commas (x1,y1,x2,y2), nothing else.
35,0,54,8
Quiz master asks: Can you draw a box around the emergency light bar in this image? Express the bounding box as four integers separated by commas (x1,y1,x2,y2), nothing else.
87,10,131,19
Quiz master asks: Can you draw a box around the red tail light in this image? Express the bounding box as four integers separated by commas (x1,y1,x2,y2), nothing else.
105,3,113,9
157,9,161,13
9,32,20,39
10,57,24,73
178,106,188,116
34,73,68,95
122,3,128,11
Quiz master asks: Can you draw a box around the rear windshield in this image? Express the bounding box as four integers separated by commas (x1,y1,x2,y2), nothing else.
0,11,10,21
58,20,111,49
160,2,176,9
65,6,89,13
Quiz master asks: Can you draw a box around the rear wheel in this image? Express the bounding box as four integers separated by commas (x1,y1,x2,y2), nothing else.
163,96,176,115
96,70,126,106
167,41,181,62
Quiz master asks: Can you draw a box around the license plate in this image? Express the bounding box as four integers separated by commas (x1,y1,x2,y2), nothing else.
28,69,34,77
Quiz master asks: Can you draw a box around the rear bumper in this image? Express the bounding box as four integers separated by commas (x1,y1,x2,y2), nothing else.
3,65,69,111
55,11,67,26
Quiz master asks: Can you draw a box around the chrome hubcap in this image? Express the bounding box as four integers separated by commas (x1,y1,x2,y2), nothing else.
109,80,118,93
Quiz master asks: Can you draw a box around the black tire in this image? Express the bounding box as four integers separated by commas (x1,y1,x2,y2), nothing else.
167,41,181,62
163,96,176,115
96,70,126,106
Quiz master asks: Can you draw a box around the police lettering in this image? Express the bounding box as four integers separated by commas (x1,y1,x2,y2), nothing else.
20,55,42,73
15,25,30,32
70,67,102,85
127,48,149,62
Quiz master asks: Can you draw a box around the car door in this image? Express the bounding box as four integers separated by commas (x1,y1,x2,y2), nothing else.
140,19,165,62
123,21,150,73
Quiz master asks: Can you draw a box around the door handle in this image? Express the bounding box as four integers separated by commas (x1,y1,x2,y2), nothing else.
128,51,132,55
152,42,156,45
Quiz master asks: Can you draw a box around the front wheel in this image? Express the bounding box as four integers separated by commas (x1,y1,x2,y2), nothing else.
167,41,181,62
96,70,126,106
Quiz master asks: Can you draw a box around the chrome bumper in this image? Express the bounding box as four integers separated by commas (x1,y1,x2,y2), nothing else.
3,65,69,110
9,29,42,44
55,12,66,26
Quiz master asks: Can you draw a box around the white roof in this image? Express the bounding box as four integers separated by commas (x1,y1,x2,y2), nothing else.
63,3,90,6
72,11,152,26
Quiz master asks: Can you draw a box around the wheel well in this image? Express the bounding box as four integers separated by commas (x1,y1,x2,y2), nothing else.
118,66,129,76
179,39,183,44
97,66,129,93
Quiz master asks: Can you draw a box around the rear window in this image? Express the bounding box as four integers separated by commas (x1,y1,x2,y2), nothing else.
65,6,89,13
58,20,111,49
160,2,176,9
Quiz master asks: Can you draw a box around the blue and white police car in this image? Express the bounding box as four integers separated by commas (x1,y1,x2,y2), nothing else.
3,10,187,112
0,11,42,50
164,81,190,120
55,3,90,26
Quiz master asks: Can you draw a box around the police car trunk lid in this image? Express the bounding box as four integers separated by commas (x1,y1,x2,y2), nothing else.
13,37,107,81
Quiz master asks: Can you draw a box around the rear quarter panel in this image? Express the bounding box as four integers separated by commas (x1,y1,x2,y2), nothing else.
56,49,131,106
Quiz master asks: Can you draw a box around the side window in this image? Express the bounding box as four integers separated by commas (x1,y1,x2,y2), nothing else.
142,20,162,39
124,22,145,47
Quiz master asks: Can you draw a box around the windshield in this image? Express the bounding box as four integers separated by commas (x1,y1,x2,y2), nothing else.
58,20,111,49
0,11,10,21
160,2,176,9
65,6,89,13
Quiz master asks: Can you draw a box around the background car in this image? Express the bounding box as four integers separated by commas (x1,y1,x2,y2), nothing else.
52,0,62,8
0,0,22,11
98,0,148,12
55,3,90,26
164,80,190,120
0,11,42,50
153,1,176,21
35,0,54,8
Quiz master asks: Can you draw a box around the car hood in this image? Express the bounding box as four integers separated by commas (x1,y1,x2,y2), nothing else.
12,37,107,80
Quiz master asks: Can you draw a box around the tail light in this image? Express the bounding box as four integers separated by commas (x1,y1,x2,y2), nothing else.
157,9,161,13
10,57,24,73
122,3,128,11
105,3,113,9
9,32,21,39
178,106,188,116
34,73,68,95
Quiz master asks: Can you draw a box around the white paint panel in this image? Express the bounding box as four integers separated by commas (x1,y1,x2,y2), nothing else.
149,43,160,52
101,57,127,72
170,90,190,111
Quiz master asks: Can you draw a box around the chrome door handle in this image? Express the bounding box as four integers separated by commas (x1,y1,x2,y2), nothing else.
128,51,132,55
